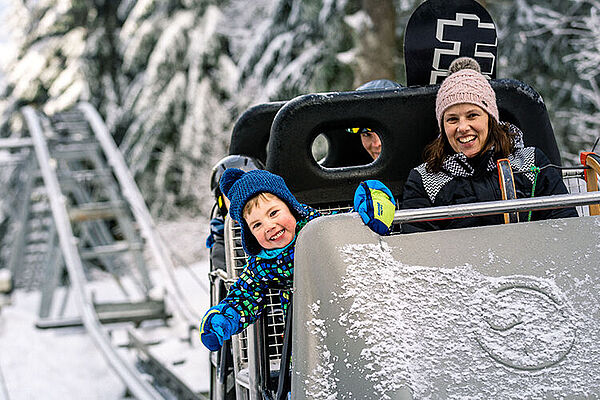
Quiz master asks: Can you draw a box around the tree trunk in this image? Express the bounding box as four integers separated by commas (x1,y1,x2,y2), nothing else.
353,0,397,87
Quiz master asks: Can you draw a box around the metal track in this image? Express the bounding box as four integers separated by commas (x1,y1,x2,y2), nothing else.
15,104,210,399
78,102,201,325
22,106,164,400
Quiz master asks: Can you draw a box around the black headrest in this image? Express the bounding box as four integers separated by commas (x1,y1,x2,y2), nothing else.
228,101,286,164
266,79,560,206
493,79,560,163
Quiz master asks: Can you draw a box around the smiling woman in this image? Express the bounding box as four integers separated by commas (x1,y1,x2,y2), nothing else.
399,57,578,232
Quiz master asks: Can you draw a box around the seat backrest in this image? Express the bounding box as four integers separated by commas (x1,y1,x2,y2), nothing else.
228,101,286,165
266,80,561,206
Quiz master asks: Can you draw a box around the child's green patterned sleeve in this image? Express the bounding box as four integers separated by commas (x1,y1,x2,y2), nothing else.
221,262,271,331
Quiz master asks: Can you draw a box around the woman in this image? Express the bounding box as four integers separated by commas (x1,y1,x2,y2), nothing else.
401,57,577,233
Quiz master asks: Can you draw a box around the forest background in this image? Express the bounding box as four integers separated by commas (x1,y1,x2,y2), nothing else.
0,0,598,221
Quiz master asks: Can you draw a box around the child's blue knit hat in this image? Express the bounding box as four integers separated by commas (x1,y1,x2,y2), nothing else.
219,168,308,255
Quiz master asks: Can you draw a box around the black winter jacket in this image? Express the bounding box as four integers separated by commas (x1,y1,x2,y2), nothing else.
401,125,578,233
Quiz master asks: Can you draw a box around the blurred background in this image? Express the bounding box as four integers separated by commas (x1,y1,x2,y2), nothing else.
0,0,598,222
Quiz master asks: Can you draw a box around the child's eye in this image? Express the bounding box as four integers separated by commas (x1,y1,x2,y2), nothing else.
252,222,261,230
270,209,279,217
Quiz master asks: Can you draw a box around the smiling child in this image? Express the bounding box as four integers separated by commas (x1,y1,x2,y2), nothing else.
199,168,395,351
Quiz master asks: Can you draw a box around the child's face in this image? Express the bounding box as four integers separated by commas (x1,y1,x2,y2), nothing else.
245,195,297,250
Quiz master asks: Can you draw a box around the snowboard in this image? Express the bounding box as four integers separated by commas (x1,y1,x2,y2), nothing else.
404,0,497,86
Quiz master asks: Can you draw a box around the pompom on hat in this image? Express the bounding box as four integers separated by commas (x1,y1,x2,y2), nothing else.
435,57,499,129
219,168,245,199
219,168,309,256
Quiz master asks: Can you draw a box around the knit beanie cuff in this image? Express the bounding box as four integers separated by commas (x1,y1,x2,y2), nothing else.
220,169,307,255
435,66,499,129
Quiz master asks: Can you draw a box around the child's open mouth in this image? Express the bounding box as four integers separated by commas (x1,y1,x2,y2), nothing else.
269,229,285,241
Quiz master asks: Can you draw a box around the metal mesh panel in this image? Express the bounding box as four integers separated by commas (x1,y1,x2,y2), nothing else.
227,222,250,365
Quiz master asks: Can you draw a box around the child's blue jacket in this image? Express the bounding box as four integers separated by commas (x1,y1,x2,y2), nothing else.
220,205,321,332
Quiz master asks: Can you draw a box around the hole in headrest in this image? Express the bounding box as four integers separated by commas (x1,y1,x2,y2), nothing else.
310,127,381,168
311,133,330,165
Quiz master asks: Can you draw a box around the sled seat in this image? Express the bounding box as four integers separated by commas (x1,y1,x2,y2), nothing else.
222,79,574,399
228,101,286,167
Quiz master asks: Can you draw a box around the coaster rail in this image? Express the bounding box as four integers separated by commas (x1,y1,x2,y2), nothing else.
22,106,163,400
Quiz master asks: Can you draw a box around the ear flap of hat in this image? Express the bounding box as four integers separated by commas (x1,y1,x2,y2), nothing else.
220,168,245,198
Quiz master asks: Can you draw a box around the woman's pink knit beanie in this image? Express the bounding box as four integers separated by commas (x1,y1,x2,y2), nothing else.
435,57,499,129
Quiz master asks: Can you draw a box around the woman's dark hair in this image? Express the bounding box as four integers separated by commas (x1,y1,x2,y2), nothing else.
424,115,517,173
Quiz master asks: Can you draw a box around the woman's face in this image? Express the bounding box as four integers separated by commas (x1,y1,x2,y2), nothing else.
360,130,382,160
443,103,489,158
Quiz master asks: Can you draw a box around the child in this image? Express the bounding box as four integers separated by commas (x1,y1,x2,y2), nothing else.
200,168,395,351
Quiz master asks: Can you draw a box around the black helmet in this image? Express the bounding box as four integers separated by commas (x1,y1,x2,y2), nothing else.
355,79,402,91
210,155,264,214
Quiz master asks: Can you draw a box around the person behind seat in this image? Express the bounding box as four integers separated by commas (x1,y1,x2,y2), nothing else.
206,155,264,272
401,57,577,232
199,169,395,351
347,79,403,160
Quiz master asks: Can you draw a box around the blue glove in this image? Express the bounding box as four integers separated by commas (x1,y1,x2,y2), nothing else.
200,304,241,351
353,180,396,235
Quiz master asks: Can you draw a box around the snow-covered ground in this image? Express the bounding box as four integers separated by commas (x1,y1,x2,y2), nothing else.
0,220,211,400
0,289,128,399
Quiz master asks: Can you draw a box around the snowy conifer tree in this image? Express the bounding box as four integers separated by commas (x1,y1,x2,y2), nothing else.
4,0,592,219
490,0,598,162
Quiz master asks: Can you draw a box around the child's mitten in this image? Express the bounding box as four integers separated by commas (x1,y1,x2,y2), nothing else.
200,304,241,351
353,180,396,235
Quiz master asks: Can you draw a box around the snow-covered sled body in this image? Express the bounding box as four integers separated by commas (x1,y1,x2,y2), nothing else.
211,74,600,398
293,212,600,399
